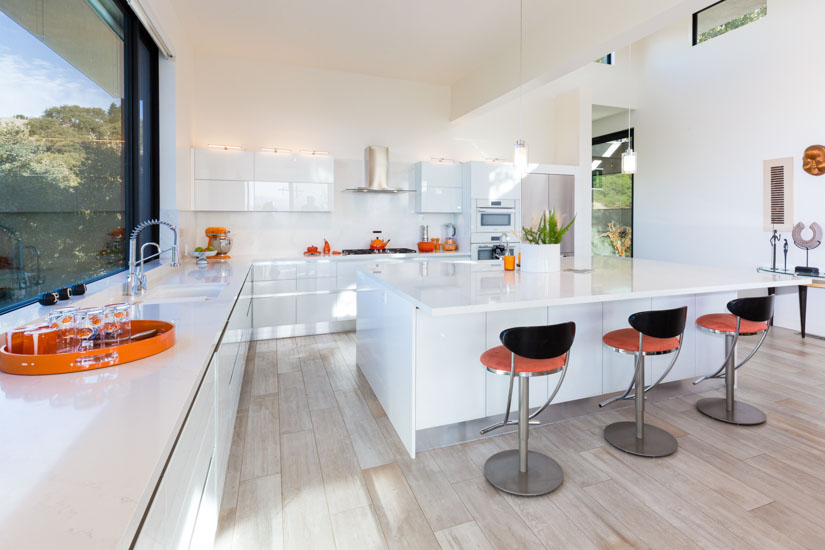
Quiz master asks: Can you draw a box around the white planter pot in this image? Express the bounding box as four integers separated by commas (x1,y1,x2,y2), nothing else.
520,243,561,272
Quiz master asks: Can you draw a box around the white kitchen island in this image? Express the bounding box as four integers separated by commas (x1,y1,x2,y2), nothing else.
355,256,809,457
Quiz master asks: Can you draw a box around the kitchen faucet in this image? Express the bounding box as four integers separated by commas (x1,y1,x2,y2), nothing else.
124,219,180,296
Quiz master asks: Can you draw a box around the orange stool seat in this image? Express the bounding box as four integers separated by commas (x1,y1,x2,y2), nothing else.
602,328,680,355
696,313,767,335
480,345,566,375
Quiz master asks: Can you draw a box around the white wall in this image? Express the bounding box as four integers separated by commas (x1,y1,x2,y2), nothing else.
629,0,825,334
186,53,591,255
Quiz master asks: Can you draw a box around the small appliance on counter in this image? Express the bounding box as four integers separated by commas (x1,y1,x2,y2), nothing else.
370,230,391,250
204,227,232,259
443,223,457,251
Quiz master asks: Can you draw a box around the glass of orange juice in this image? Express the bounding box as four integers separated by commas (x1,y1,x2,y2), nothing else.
503,255,516,271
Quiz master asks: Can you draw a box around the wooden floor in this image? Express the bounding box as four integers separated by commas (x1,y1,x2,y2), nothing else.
213,327,825,549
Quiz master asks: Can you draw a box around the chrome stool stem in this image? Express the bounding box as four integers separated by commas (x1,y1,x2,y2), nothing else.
519,378,528,473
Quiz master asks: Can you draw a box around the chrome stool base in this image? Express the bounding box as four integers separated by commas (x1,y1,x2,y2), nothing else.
696,397,766,425
484,450,564,497
604,421,678,458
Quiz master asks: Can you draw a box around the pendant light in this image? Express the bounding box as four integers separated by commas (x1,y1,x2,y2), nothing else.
513,0,528,173
621,42,637,174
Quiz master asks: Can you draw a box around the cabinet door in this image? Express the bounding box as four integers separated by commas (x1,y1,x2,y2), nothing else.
253,280,297,296
254,152,334,183
252,181,290,211
296,261,336,279
194,149,254,181
297,291,356,323
296,277,338,292
417,161,462,188
469,162,519,200
194,180,252,211
417,186,462,213
253,263,298,281
253,295,297,327
292,182,333,211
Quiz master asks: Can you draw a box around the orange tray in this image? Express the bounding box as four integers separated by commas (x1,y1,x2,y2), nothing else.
0,320,175,376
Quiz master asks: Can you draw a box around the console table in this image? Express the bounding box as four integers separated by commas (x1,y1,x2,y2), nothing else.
758,267,825,338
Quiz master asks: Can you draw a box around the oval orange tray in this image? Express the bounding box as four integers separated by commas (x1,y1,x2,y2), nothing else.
0,320,175,376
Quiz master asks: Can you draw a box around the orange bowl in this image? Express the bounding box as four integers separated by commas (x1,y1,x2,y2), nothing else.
417,241,435,253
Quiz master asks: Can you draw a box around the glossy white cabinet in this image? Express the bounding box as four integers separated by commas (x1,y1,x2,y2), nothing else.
192,148,335,212
253,181,334,212
465,161,520,201
415,162,463,213
254,152,334,183
254,295,297,327
194,149,254,181
194,179,253,211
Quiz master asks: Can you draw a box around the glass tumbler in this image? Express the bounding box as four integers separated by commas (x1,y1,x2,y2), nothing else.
76,308,104,350
48,307,78,353
109,303,131,342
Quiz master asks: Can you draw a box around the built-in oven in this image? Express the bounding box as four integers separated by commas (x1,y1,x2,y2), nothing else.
473,199,517,233
471,240,519,261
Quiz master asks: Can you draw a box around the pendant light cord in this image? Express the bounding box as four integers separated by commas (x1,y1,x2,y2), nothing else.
627,42,632,148
519,0,524,139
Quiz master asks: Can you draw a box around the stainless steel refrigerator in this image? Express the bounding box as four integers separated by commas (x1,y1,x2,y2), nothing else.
521,173,575,255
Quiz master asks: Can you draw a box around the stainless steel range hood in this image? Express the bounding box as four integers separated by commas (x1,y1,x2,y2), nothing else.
345,146,415,193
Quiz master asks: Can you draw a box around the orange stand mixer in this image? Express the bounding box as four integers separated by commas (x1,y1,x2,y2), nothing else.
204,227,232,259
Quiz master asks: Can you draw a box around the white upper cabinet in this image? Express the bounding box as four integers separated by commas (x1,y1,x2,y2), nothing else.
415,161,463,213
192,148,335,212
466,161,520,201
254,152,334,183
193,149,254,181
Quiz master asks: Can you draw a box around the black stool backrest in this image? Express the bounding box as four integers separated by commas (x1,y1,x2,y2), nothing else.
727,295,774,323
500,322,576,360
628,306,688,339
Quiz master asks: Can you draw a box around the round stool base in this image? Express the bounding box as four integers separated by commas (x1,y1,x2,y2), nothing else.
604,422,678,458
483,450,564,497
696,397,766,425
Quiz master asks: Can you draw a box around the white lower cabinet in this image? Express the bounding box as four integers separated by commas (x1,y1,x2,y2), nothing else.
136,275,252,550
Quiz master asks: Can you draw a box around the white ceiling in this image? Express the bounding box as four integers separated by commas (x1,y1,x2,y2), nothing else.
592,105,628,121
173,0,522,85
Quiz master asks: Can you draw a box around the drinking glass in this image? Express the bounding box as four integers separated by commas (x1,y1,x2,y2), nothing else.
48,307,78,353
76,308,104,350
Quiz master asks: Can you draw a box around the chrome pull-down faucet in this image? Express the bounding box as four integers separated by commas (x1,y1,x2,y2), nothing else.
124,219,180,296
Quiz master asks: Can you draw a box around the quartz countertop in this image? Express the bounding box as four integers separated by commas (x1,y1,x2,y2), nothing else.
0,257,255,549
251,250,470,263
0,249,473,549
357,255,811,316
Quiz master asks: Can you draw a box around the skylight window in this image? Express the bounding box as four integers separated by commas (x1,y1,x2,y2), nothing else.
693,0,767,45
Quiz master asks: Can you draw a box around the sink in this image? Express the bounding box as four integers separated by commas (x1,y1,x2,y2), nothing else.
137,282,229,304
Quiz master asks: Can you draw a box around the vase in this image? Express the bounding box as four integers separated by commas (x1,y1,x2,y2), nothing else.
520,243,561,272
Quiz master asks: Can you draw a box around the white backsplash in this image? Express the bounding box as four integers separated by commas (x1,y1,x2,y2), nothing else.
190,159,463,256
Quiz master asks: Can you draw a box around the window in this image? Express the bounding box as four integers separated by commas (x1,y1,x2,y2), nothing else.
592,130,633,257
693,0,767,45
0,0,158,314
594,53,614,65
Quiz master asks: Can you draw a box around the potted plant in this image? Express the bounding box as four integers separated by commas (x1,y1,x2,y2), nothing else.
520,209,575,272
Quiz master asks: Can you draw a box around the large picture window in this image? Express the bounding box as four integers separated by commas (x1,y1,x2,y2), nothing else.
0,0,158,313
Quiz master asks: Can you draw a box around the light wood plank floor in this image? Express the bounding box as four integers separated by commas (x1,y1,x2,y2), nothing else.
214,327,825,549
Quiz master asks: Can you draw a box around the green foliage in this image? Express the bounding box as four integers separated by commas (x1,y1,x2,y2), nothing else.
0,123,78,188
521,209,575,245
697,6,766,44
592,172,632,209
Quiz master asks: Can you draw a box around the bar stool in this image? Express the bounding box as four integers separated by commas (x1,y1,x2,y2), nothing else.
599,306,688,458
479,322,576,496
693,295,773,425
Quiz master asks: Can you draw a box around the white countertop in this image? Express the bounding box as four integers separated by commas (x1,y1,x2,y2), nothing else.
358,255,811,316
0,249,470,549
251,250,470,263
0,257,254,549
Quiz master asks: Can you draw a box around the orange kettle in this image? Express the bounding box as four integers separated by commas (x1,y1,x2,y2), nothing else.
370,237,390,250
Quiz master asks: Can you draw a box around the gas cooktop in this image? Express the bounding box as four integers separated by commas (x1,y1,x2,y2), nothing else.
341,248,417,255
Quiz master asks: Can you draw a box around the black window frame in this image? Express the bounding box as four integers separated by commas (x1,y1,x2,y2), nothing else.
592,128,634,257
0,1,159,315
692,0,767,46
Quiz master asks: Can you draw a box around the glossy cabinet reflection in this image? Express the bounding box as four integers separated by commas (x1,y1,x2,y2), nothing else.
136,275,253,549
415,161,463,213
192,148,334,212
